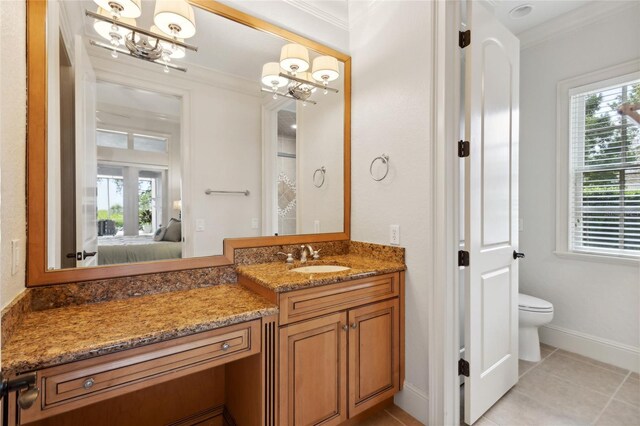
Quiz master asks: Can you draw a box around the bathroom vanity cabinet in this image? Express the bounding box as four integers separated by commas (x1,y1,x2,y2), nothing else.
239,270,405,425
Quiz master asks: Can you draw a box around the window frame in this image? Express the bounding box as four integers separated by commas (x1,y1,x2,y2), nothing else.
555,60,640,265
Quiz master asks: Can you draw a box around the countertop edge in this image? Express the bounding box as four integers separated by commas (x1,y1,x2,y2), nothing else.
237,263,406,293
1,306,279,377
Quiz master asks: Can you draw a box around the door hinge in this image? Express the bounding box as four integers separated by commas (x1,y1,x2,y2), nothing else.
459,359,470,377
459,30,471,48
458,250,470,267
458,140,470,157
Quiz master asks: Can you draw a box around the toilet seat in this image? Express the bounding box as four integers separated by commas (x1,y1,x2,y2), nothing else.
518,293,553,313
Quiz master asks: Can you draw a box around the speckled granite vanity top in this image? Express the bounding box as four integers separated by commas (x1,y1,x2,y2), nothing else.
237,254,406,292
1,284,278,376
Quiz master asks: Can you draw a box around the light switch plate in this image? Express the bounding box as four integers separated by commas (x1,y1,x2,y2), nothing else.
519,219,524,232
314,220,320,233
390,225,400,245
251,218,259,229
196,219,205,232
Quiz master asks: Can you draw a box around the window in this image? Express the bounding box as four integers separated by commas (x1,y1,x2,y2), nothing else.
96,129,169,153
568,76,639,258
96,129,128,149
133,134,168,153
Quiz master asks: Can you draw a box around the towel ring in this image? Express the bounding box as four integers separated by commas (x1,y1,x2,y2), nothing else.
370,154,390,181
313,167,326,188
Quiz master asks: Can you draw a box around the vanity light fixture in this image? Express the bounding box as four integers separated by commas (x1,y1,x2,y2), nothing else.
280,44,310,75
263,46,340,105
93,0,141,18
87,0,197,73
311,56,340,94
262,62,289,99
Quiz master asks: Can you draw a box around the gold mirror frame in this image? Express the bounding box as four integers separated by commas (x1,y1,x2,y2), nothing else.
26,0,351,286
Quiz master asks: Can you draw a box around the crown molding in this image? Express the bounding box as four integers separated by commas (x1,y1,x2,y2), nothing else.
518,1,638,50
282,0,349,31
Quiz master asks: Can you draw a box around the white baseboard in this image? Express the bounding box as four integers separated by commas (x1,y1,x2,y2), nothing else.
394,381,428,425
540,324,640,373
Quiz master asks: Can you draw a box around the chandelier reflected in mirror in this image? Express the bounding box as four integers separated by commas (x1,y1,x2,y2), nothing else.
261,43,340,106
86,0,198,73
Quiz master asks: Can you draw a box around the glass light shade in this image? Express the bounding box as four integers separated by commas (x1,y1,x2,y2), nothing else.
154,0,197,39
173,200,182,210
311,56,340,82
150,25,186,59
261,62,288,88
93,8,137,44
93,0,141,18
280,44,309,73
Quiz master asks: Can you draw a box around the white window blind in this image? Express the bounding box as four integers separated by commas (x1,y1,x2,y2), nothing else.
569,77,640,258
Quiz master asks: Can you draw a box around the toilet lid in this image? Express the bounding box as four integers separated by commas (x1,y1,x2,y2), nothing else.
519,293,553,312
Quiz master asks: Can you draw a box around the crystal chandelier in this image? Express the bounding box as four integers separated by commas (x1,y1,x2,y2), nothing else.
87,0,198,73
261,43,340,105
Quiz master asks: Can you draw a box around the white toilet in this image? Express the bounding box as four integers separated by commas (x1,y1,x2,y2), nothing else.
518,293,554,362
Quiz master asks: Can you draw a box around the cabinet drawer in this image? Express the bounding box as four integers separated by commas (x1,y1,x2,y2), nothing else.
35,320,260,415
279,273,399,325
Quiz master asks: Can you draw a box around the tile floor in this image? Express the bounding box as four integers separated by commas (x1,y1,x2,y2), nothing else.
354,404,424,425
474,344,640,426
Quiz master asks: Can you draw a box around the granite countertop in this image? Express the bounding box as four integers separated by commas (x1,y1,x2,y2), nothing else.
1,284,278,376
236,254,406,293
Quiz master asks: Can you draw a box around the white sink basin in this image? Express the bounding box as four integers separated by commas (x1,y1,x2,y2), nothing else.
290,265,351,273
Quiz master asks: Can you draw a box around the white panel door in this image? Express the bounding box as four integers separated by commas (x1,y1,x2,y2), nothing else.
463,2,520,424
75,36,98,267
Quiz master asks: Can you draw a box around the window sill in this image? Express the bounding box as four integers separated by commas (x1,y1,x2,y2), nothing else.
554,251,640,267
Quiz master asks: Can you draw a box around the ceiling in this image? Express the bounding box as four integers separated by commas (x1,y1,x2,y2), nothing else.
485,0,595,34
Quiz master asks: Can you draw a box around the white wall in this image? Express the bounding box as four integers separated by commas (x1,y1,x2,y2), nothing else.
349,2,434,423
0,0,27,310
297,85,344,234
519,5,640,356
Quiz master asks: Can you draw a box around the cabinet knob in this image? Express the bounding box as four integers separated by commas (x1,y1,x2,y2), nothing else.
351,323,358,329
83,378,95,390
221,342,230,351
342,324,349,331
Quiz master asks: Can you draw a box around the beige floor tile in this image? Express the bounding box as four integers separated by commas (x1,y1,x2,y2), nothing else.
519,359,537,377
540,343,556,359
556,350,628,375
514,367,610,423
354,410,404,426
385,405,424,426
614,376,640,407
473,417,499,426
595,399,640,426
483,390,584,426
537,352,627,396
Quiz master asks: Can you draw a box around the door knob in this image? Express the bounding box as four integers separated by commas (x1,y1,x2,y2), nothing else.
350,323,358,329
513,251,525,260
342,324,349,331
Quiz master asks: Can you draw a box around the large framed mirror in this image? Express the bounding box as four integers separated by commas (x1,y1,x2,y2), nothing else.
27,0,350,286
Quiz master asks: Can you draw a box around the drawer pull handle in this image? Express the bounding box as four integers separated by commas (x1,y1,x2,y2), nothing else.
83,378,95,390
221,342,230,351
351,323,358,329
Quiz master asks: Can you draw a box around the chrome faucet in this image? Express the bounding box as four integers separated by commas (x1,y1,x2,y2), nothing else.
300,245,311,263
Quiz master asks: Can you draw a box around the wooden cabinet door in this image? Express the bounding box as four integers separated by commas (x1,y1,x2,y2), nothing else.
279,312,348,426
348,299,400,417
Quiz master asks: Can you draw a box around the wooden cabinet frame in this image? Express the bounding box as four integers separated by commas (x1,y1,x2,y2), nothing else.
241,272,405,425
25,0,351,286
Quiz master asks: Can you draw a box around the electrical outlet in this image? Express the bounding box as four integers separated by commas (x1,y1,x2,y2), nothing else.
390,225,400,245
314,220,320,233
11,239,20,275
196,219,205,232
251,218,259,229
